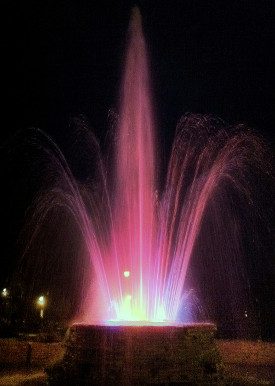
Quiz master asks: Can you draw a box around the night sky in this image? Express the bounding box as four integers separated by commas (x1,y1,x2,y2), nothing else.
1,1,274,336
3,0,275,147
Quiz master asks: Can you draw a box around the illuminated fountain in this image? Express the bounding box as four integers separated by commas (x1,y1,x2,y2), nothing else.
83,8,190,325
11,6,272,385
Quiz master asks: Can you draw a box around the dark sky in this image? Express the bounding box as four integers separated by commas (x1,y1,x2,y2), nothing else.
3,0,275,150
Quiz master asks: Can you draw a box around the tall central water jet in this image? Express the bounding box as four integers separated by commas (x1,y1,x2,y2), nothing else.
105,7,158,322
84,7,200,323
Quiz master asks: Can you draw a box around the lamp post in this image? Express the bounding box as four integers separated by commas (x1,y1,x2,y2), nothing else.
37,295,46,319
1,288,8,297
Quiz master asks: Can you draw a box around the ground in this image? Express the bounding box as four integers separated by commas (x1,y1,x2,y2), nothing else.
216,340,275,385
0,338,274,385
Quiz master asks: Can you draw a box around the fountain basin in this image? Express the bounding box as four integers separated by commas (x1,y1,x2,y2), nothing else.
46,323,223,385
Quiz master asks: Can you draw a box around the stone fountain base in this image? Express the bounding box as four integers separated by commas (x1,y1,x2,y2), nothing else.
46,323,223,385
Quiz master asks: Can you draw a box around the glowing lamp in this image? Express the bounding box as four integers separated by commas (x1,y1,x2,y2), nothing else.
36,295,46,318
1,288,8,297
37,295,45,306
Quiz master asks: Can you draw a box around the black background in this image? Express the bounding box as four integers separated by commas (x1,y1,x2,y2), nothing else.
3,0,275,148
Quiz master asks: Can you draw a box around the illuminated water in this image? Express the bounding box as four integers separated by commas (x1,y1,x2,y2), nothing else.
13,8,272,331
83,8,198,323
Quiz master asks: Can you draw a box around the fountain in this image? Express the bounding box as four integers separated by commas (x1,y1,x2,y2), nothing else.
6,6,273,385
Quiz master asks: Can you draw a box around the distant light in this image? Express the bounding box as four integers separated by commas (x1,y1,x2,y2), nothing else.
244,310,248,318
124,271,130,278
37,295,45,306
37,295,46,318
2,288,8,297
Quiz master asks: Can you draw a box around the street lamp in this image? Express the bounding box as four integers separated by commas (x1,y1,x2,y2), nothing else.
1,288,8,297
37,295,46,319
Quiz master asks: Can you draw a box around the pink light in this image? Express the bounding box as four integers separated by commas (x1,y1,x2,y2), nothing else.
78,8,190,325
75,8,239,326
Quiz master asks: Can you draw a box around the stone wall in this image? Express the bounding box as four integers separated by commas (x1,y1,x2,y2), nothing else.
47,323,223,385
